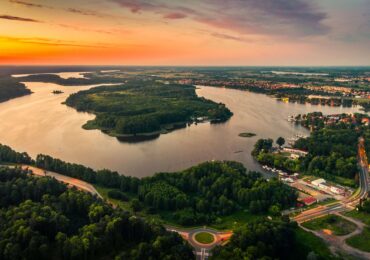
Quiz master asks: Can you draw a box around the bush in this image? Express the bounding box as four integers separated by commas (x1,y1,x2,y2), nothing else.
107,190,128,201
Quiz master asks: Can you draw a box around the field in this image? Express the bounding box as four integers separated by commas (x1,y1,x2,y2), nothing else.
346,228,370,252
293,228,335,259
194,232,215,244
344,210,370,226
302,214,357,236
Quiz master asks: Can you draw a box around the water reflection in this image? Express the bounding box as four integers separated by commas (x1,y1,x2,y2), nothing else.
0,82,362,178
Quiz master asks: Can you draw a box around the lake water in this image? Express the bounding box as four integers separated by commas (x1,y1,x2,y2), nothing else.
0,80,361,177
12,72,88,79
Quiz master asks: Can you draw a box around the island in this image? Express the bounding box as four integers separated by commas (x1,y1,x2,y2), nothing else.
0,76,31,103
52,90,64,94
238,132,256,138
65,80,233,139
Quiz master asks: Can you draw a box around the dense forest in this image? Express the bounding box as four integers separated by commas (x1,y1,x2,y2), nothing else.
0,145,299,226
0,76,32,103
35,154,297,226
0,144,33,164
0,167,194,259
211,219,295,259
65,80,232,136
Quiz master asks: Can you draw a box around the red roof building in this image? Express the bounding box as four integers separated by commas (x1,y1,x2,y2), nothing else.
300,197,317,206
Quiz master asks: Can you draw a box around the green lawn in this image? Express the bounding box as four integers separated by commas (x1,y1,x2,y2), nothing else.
302,215,357,236
209,210,264,230
94,185,133,212
332,176,357,188
344,210,370,226
194,232,215,244
293,228,335,259
346,227,370,252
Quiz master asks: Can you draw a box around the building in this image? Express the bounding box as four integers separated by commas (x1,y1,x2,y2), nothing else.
301,197,317,206
319,183,330,191
311,178,326,187
283,147,308,157
330,186,345,195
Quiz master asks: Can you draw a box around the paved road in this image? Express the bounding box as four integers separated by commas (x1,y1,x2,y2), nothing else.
21,165,103,199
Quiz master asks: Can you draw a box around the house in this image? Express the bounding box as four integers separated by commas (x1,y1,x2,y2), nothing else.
362,118,369,126
301,197,317,206
282,177,294,183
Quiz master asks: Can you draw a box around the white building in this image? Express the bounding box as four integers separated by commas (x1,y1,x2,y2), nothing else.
311,178,326,186
330,186,345,195
319,183,330,191
283,147,308,157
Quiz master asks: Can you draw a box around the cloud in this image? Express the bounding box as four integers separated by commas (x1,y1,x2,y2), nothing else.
0,35,106,48
0,15,41,23
112,0,329,37
67,8,103,17
210,32,247,43
57,24,114,34
9,0,48,8
8,0,112,19
163,12,187,19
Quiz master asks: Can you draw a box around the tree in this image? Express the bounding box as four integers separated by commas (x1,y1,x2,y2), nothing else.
276,137,285,147
130,199,142,213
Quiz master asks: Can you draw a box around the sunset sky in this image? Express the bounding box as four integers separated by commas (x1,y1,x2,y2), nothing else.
0,0,369,65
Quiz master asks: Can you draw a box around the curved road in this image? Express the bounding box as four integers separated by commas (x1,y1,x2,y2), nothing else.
21,165,103,199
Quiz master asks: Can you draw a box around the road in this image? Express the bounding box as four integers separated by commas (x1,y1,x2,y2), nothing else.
21,165,103,199
294,137,369,223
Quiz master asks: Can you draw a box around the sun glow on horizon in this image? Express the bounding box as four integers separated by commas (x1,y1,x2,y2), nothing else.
0,0,369,66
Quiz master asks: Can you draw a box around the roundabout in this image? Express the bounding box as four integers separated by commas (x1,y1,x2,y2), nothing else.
166,225,233,259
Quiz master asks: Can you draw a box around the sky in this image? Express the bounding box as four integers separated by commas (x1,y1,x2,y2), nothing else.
0,0,369,66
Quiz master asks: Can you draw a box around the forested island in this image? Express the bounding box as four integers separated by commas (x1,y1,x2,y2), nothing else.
14,73,123,86
65,80,232,137
0,76,31,103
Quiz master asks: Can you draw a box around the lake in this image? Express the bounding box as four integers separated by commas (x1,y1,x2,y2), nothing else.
0,79,362,177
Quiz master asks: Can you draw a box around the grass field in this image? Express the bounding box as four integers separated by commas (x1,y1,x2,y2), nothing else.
302,214,357,236
209,210,263,230
344,210,370,226
346,227,370,252
194,232,215,244
94,185,133,211
294,228,335,259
